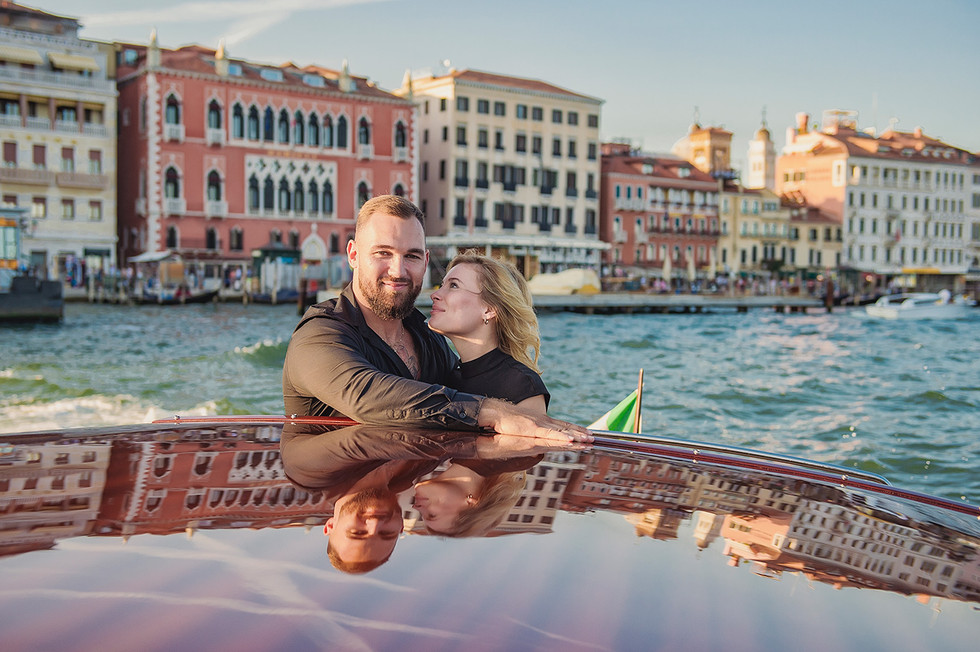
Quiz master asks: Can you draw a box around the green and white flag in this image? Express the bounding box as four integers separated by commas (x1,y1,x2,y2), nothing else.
589,390,640,433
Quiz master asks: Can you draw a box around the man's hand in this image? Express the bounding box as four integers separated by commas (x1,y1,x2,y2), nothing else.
477,398,594,444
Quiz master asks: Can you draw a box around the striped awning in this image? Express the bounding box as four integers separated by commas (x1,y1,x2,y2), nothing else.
48,52,100,71
0,45,44,65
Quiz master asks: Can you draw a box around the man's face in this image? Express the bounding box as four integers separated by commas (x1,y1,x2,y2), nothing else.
325,487,404,564
348,212,428,320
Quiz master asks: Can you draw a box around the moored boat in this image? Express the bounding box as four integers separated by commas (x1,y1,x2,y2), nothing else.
864,291,975,319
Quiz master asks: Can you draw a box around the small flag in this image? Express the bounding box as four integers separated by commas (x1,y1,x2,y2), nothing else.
589,390,641,433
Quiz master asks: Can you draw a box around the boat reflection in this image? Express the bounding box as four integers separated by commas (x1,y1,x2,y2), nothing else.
2,421,979,608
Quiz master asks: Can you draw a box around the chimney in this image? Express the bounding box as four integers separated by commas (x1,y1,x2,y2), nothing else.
214,40,228,77
147,28,160,68
913,126,923,139
795,112,809,134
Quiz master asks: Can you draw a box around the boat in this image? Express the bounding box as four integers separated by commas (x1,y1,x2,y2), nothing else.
864,292,976,319
0,416,976,650
0,275,64,322
134,286,220,305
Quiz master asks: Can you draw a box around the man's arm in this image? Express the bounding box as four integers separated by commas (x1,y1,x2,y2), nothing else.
477,399,593,444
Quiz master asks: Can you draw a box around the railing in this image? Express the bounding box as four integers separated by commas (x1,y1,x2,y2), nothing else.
55,120,79,133
455,177,469,188
56,172,108,189
0,65,113,92
585,189,597,200
473,218,488,229
0,114,21,127
83,123,107,137
539,185,553,196
538,221,552,233
584,224,597,235
206,128,225,147
0,167,54,185
475,179,489,190
135,198,147,215
613,230,628,243
503,181,517,192
164,123,185,142
25,117,50,130
164,198,186,215
564,223,577,234
566,188,578,198
357,143,373,160
205,200,228,218
393,146,409,163
453,215,468,227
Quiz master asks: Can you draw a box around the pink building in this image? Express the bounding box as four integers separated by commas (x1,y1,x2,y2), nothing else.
114,36,414,276
600,143,720,281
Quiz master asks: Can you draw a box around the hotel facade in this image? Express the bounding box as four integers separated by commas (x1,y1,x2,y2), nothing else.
114,35,415,280
397,69,607,278
0,3,117,283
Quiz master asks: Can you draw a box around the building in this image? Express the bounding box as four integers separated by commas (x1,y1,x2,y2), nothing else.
396,68,607,278
600,142,720,285
671,121,734,179
717,183,797,280
745,119,776,191
0,2,117,285
778,110,980,292
114,34,415,285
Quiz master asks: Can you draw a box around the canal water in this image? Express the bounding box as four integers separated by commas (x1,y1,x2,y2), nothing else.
1,302,978,503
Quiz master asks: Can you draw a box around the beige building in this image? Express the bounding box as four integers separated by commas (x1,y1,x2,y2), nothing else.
671,122,734,179
396,69,607,277
0,3,117,283
717,184,796,279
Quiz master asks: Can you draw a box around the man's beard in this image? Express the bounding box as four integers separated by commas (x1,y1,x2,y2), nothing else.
339,486,399,519
359,274,421,320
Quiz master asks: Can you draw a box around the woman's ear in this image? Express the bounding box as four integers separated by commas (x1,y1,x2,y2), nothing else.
483,305,496,323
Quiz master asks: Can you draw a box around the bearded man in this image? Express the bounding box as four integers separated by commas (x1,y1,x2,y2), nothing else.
282,195,591,442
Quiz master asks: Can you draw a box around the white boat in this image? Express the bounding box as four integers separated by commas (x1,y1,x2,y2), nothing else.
865,291,975,319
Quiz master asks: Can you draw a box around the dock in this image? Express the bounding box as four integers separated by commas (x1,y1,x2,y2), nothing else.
416,292,825,314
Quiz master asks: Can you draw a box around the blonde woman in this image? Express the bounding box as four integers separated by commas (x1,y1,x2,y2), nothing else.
427,252,548,413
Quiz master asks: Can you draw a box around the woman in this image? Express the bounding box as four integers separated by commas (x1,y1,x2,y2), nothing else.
417,252,548,536
427,251,548,413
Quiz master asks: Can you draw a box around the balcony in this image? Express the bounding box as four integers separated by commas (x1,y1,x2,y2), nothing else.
473,218,488,229
394,146,409,163
135,197,147,215
0,166,55,185
55,119,79,133
501,221,515,231
613,229,628,243
475,178,489,190
164,198,186,215
56,171,108,189
566,188,578,198
0,114,21,128
503,181,517,193
584,224,597,235
564,222,577,235
539,185,553,196
453,215,468,227
585,189,597,200
538,220,552,233
205,200,228,218
0,65,113,92
25,116,50,130
455,176,469,188
164,123,185,142
206,128,225,147
83,123,107,137
357,143,373,160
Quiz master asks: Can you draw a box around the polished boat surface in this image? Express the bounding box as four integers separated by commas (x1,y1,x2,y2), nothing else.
1,420,977,651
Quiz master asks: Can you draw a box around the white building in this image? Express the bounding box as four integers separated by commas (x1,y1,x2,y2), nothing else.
0,3,117,284
397,69,607,277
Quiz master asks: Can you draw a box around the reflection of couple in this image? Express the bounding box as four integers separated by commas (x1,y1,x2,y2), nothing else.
282,194,592,442
282,424,567,573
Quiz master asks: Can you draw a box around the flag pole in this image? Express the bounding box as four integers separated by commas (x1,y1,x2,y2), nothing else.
634,368,644,433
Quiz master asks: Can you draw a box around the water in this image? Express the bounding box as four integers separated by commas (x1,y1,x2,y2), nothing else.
1,302,978,502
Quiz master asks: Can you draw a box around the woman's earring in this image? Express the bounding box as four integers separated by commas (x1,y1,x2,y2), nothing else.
483,317,489,325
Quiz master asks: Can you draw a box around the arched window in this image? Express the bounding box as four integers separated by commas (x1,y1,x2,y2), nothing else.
278,109,289,143
166,226,178,248
248,176,259,212
165,95,180,124
207,170,222,201
232,104,244,139
322,181,334,215
358,117,371,145
263,107,274,142
263,177,274,211
329,233,339,254
394,121,407,148
164,167,180,198
357,181,369,208
270,229,282,244
293,179,304,213
308,113,319,146
323,115,333,148
206,227,218,249
230,227,243,251
293,110,304,145
336,116,348,148
308,180,319,213
289,230,300,249
278,178,291,212
247,106,259,140
207,100,221,129
392,183,405,197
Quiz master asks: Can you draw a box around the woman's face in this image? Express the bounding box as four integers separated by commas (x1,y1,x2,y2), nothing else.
412,479,472,533
428,263,492,339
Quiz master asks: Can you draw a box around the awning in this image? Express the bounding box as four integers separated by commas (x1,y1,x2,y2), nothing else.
47,52,100,72
129,250,175,263
0,45,44,65
900,267,942,275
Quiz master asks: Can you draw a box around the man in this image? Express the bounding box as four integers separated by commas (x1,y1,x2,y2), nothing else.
282,195,591,443
325,486,404,574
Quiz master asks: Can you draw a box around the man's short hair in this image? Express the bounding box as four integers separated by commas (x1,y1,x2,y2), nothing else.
355,195,425,236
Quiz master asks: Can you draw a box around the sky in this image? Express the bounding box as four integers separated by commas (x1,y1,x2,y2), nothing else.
32,0,980,172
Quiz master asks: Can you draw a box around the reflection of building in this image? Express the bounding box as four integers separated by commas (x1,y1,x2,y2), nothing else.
600,143,720,279
626,508,686,540
114,35,414,277
502,452,582,534
0,3,118,281
0,442,111,557
397,69,606,277
97,432,331,538
564,453,694,514
777,110,980,292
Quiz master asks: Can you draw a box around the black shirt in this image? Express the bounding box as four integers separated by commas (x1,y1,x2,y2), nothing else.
453,348,550,409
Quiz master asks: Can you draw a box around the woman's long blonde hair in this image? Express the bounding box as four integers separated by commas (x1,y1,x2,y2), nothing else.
447,251,541,373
